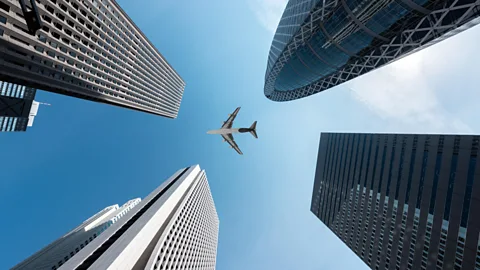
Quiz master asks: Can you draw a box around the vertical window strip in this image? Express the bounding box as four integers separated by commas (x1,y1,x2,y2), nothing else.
365,137,380,262
421,136,444,269
327,133,345,225
460,155,477,227
394,136,407,200
6,83,12,96
358,136,373,254
409,208,420,269
349,134,365,245
325,133,340,224
363,134,374,188
377,144,388,193
415,150,429,209
357,135,368,188
396,204,408,268
404,136,418,204
370,138,380,191
340,134,355,236
455,137,478,269
1,117,8,131
11,84,17,98
323,133,338,222
386,135,398,195
428,152,443,215
352,135,367,248
7,117,12,131
319,134,333,220
443,151,459,220
345,134,361,241
335,133,351,228
12,118,17,131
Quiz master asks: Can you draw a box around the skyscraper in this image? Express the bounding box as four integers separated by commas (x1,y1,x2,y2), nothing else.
13,165,219,270
0,0,185,118
0,81,40,132
310,133,480,270
12,199,142,270
264,1,480,102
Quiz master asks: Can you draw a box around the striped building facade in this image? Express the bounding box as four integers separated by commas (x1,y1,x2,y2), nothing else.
0,80,38,132
311,133,480,270
0,0,185,118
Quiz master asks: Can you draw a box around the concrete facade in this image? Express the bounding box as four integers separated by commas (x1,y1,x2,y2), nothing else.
13,165,219,270
0,0,185,118
311,133,480,270
13,199,141,270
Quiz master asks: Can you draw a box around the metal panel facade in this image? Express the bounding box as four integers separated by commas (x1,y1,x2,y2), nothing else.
311,133,480,270
0,0,185,118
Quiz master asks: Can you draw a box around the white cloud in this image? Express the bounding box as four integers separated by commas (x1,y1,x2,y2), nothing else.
248,0,288,33
348,27,480,134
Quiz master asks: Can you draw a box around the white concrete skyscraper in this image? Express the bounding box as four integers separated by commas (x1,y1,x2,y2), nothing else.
12,165,219,270
0,0,185,118
12,199,142,270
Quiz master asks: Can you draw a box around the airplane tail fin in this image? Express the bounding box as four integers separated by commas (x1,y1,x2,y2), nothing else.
249,121,258,139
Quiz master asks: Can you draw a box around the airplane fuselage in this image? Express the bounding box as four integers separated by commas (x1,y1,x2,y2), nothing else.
207,127,253,135
207,128,242,135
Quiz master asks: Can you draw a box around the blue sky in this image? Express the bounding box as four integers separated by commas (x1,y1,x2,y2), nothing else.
1,0,480,269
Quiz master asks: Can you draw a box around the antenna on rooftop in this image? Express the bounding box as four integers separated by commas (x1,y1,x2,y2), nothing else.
38,102,51,106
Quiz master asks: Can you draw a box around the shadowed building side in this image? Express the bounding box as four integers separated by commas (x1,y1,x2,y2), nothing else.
0,80,39,132
311,133,480,270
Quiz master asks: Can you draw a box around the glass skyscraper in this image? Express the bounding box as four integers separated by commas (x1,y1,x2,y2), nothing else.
264,0,480,102
12,199,142,270
0,0,185,118
311,133,480,270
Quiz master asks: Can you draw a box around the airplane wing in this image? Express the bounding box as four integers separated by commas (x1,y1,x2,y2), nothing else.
221,134,243,155
221,107,241,129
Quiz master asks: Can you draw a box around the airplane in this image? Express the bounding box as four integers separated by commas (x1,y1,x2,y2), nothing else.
207,107,257,155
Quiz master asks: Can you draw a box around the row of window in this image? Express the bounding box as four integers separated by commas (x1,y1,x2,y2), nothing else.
45,0,183,92
2,42,172,114
318,134,479,231
0,81,26,98
0,116,20,132
51,232,98,270
328,180,478,270
35,15,175,109
0,22,174,114
154,176,217,270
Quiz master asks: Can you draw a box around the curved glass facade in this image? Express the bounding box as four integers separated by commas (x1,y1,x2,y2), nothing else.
265,0,321,79
264,0,480,101
274,0,427,91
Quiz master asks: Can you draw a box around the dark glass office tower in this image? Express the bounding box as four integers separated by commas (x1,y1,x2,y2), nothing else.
311,133,480,270
0,80,38,132
264,1,480,102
